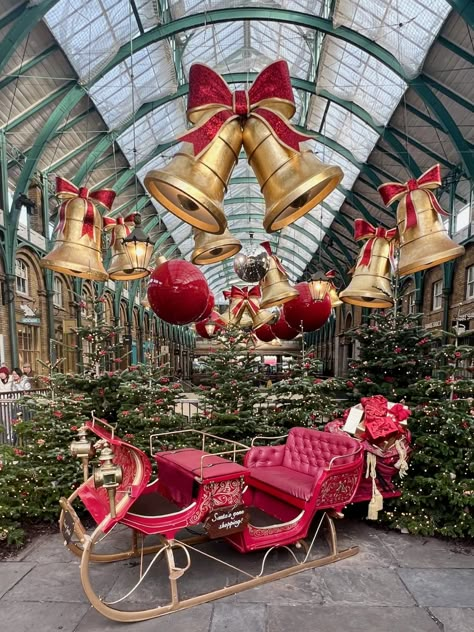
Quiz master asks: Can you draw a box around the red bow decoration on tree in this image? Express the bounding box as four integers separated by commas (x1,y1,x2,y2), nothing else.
103,214,136,246
354,219,397,267
229,286,261,316
378,164,448,230
179,61,313,157
55,177,116,239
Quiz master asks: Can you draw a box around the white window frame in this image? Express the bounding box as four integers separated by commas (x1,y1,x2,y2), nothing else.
15,259,29,296
432,280,443,311
53,276,63,308
467,266,474,300
407,291,416,315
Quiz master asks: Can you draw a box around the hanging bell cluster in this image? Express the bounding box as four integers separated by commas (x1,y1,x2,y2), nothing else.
220,286,274,330
339,219,397,309
378,164,464,277
41,177,116,281
258,242,299,309
144,61,343,239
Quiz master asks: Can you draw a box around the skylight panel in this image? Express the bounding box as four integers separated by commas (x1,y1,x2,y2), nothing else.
318,37,407,126
182,23,244,70
334,0,451,78
250,22,312,79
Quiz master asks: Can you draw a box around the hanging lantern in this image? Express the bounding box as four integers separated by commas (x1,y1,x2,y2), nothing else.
307,271,331,302
325,270,343,307
378,164,464,276
283,282,332,332
255,324,276,343
259,242,299,308
271,312,299,340
121,213,155,275
40,177,115,281
195,311,224,339
148,258,210,325
192,227,241,265
103,214,149,281
339,220,397,309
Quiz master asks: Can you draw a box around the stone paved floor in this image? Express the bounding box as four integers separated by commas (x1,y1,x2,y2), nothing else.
0,519,473,632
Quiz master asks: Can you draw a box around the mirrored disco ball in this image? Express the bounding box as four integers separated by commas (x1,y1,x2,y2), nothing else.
233,245,270,283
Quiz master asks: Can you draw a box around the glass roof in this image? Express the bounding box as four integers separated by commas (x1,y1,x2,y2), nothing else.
43,0,452,296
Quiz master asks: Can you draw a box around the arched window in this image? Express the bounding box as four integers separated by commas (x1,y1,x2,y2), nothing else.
15,259,28,295
53,276,63,308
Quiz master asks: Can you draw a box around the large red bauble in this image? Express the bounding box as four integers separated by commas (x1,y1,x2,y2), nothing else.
271,312,299,340
195,310,224,339
254,324,276,343
283,282,331,332
198,291,215,322
148,259,210,325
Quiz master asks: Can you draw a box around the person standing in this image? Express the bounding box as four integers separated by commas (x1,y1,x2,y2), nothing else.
11,368,31,392
0,367,12,392
21,363,36,388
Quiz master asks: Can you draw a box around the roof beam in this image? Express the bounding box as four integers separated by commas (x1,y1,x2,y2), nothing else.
444,0,474,28
437,35,474,64
388,126,456,169
45,133,107,172
3,81,76,131
421,73,473,112
0,43,59,91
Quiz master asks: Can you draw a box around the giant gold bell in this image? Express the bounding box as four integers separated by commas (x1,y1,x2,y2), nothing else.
251,307,275,330
107,222,149,281
191,227,242,265
259,257,299,309
144,118,242,234
328,284,343,308
397,189,465,276
243,118,343,232
339,239,393,309
41,198,108,281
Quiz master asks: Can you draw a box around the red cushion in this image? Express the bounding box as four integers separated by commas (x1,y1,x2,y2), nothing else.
283,427,359,474
248,466,322,502
156,448,247,481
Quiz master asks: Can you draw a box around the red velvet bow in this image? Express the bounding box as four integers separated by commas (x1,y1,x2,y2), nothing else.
55,176,116,239
229,285,261,316
179,61,313,157
354,219,397,267
378,164,448,230
325,269,336,279
103,214,136,246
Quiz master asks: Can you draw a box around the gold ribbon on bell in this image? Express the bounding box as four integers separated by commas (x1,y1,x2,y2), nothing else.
258,242,299,309
103,214,149,280
339,220,397,308
41,176,115,281
378,164,464,276
191,226,242,265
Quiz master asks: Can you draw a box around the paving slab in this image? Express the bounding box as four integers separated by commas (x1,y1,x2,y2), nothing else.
430,607,474,632
380,529,474,568
0,561,35,598
210,602,266,632
266,604,440,632
0,601,90,632
335,521,397,568
319,566,416,606
398,569,474,607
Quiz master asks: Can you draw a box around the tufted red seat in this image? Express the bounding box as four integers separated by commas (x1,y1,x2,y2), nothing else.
244,427,361,509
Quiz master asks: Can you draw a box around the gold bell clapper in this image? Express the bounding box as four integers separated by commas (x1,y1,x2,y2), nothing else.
103,214,149,280
325,270,343,308
378,164,465,276
40,176,115,281
93,443,123,519
339,219,397,309
70,425,96,483
191,226,242,265
259,242,299,309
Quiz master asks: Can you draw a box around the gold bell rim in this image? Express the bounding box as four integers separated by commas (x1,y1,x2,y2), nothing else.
40,258,108,282
339,291,393,309
108,269,149,281
192,242,242,265
398,244,465,276
260,287,299,309
264,165,343,233
144,170,227,234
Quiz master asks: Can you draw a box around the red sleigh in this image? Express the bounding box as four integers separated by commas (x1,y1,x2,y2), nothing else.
60,417,364,623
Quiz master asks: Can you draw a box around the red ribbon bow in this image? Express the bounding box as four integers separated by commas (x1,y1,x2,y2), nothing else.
325,270,336,279
55,176,116,239
229,285,261,316
378,164,448,230
260,241,288,276
179,61,313,157
354,219,397,267
103,214,136,246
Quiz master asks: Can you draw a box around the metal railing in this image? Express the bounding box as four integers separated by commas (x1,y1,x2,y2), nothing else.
0,389,49,445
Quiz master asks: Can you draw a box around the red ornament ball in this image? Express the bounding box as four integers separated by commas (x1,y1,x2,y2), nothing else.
148,259,210,325
195,310,225,339
283,282,331,332
198,290,215,322
271,312,299,340
254,324,276,343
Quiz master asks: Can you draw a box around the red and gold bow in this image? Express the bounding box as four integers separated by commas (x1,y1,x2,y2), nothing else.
179,61,313,157
378,164,448,230
103,214,136,246
260,241,287,276
55,176,116,239
325,270,336,279
229,285,261,316
354,219,397,267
